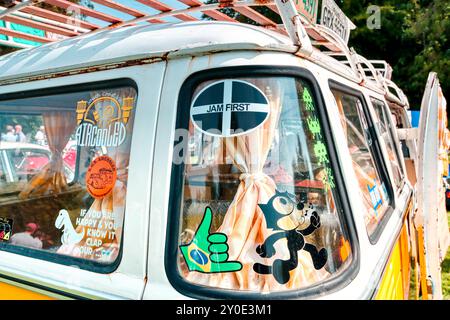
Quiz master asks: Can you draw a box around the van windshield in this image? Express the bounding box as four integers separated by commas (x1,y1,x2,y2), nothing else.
173,76,353,294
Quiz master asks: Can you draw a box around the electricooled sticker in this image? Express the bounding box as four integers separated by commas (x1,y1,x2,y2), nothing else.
76,94,134,147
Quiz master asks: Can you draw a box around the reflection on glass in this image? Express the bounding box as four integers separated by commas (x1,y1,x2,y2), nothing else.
178,77,352,293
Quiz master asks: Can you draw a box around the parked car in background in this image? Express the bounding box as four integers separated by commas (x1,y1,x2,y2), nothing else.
0,142,75,184
63,140,77,172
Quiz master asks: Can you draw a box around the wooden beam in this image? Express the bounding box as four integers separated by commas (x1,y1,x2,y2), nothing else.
0,0,40,19
177,0,236,22
136,0,197,22
2,15,78,36
44,0,123,23
19,4,99,30
136,0,172,12
266,4,279,14
0,26,54,43
233,6,276,26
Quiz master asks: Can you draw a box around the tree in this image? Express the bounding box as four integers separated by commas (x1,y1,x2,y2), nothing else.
406,0,449,108
337,0,448,110
207,0,449,110
0,115,43,141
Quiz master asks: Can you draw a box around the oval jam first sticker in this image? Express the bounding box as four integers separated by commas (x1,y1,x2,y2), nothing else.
86,155,117,199
190,80,270,137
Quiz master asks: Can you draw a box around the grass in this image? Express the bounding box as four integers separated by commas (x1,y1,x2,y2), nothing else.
409,211,450,299
442,211,450,299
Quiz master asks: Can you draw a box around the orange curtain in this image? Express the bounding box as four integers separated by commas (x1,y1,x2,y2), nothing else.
19,111,76,199
187,79,328,291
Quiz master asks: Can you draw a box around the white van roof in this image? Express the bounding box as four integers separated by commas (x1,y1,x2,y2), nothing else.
0,21,296,84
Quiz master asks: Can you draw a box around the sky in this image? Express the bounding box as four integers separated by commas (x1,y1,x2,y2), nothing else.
83,0,203,27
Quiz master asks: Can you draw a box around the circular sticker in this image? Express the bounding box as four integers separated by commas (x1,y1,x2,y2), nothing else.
85,155,117,199
190,80,270,137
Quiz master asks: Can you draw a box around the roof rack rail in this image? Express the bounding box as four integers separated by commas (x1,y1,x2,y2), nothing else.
351,53,386,91
368,60,393,80
0,0,408,105
384,78,410,108
301,18,362,82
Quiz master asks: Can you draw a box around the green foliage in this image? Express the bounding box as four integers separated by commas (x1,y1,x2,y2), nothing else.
0,115,43,140
337,0,449,109
207,0,449,110
444,211,450,300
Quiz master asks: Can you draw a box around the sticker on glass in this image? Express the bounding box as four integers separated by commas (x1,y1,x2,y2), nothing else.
0,217,13,242
368,181,383,212
76,95,134,147
303,87,315,111
190,80,270,137
254,191,327,284
86,155,117,199
180,207,242,273
55,209,84,245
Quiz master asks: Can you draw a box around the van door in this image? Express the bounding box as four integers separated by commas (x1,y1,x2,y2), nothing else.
415,72,450,299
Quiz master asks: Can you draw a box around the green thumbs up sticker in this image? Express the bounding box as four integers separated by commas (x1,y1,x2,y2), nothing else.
180,207,242,273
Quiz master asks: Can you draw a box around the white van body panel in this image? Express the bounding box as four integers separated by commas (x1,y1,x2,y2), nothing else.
314,67,414,299
0,22,296,85
142,50,413,299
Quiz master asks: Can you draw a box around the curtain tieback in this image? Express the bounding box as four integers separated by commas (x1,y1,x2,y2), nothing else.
239,172,269,185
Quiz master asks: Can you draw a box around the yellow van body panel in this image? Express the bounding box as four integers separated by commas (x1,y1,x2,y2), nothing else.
375,223,410,300
0,281,54,300
375,240,404,299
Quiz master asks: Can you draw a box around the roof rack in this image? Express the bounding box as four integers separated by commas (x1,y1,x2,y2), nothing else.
369,60,393,80
384,78,410,107
0,0,408,106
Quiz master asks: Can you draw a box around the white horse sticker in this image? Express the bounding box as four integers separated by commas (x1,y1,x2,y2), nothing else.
55,209,85,245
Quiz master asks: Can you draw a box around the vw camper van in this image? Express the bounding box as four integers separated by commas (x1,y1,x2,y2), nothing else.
0,0,448,300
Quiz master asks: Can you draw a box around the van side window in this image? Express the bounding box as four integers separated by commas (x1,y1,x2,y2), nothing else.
172,77,353,294
391,108,411,158
371,98,404,189
331,89,391,238
0,85,137,269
